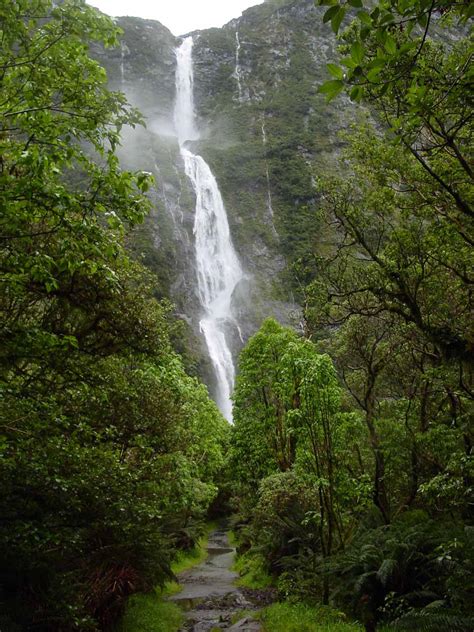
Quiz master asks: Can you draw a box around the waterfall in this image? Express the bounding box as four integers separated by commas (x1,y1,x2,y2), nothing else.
174,37,243,422
234,31,243,102
120,41,125,86
261,116,278,238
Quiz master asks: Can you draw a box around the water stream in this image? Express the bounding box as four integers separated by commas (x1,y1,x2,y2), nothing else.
234,31,243,102
120,40,125,86
261,116,278,239
174,37,243,422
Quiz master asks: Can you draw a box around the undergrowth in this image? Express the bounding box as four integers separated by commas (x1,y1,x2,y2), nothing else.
120,522,216,631
118,594,182,632
233,551,273,589
257,603,364,632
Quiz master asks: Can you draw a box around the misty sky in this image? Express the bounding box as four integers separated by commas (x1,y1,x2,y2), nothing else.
87,0,264,35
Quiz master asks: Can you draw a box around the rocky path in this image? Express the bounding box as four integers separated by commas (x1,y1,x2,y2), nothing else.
169,529,262,631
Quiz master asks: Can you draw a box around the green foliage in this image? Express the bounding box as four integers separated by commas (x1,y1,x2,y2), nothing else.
317,0,473,106
230,1,473,623
233,552,274,589
392,611,474,631
119,593,183,632
230,319,299,482
297,3,474,622
230,320,367,604
329,518,474,629
0,2,228,630
258,602,362,631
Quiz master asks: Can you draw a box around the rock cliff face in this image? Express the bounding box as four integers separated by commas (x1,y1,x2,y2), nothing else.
92,0,358,396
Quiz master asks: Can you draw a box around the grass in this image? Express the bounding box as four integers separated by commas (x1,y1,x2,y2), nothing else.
256,603,364,632
232,551,273,589
120,522,217,631
230,609,258,625
160,520,217,597
118,594,182,632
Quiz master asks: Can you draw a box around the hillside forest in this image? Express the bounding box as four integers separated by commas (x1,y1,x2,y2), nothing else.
0,0,472,631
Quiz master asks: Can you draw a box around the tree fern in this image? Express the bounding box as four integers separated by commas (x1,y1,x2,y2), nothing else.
393,610,474,631
376,558,397,587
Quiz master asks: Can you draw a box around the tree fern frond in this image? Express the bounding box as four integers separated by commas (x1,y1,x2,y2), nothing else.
376,558,397,586
354,571,377,594
393,610,474,631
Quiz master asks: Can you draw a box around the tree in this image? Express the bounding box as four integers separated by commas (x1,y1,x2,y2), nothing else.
230,319,300,485
314,0,473,367
1,0,153,374
231,320,361,601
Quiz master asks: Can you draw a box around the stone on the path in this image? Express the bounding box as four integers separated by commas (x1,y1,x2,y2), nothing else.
170,530,262,631
227,616,262,631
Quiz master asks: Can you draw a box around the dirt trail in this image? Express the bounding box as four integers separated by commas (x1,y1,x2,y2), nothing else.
169,529,262,631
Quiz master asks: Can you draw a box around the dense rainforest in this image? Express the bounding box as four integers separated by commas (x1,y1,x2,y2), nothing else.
0,0,472,631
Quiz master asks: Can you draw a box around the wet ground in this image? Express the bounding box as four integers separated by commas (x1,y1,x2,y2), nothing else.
169,529,263,631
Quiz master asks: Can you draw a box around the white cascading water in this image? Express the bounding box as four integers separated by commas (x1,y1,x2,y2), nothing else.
234,31,243,102
261,116,278,238
174,37,243,422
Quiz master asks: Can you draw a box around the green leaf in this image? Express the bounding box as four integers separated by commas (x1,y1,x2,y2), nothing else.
341,55,358,69
376,29,388,46
350,85,363,102
331,6,346,33
348,0,363,7
318,79,344,100
351,41,365,65
327,63,344,79
384,35,397,55
464,2,474,20
380,12,395,25
357,10,372,25
367,66,383,82
371,55,387,67
323,5,339,22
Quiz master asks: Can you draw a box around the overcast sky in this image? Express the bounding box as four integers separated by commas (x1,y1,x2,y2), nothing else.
87,0,264,36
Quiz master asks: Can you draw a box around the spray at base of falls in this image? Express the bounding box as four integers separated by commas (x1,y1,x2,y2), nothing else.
174,37,243,422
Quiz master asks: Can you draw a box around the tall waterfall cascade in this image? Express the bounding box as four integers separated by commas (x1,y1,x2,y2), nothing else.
173,37,244,422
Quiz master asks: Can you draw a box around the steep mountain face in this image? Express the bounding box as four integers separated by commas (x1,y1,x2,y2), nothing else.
92,0,358,401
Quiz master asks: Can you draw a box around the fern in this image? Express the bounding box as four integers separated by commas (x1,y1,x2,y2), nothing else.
393,610,474,631
376,558,397,587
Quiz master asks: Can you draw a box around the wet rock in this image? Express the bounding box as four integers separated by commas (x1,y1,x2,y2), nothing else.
240,587,278,607
228,616,262,631
172,530,261,631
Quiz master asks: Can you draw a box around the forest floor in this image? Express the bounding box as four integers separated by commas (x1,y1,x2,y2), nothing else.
169,528,266,631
